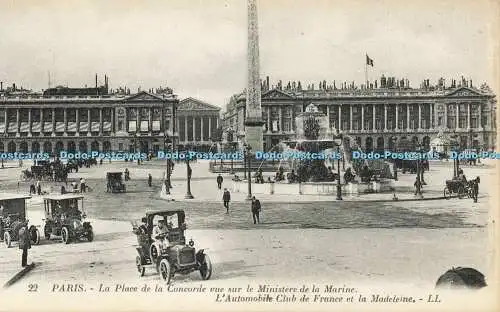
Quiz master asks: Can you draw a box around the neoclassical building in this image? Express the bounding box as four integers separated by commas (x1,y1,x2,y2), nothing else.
176,97,221,152
222,76,497,152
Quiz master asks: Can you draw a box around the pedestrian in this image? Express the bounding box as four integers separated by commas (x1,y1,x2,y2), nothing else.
37,183,41,196
217,174,223,190
18,220,31,267
148,174,152,187
473,176,480,203
414,177,422,196
71,181,78,193
29,184,35,195
35,180,41,195
222,188,231,213
80,178,86,193
251,196,261,224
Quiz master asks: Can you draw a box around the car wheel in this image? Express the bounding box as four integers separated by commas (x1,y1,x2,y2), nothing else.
136,256,145,277
61,227,70,244
44,227,51,240
443,187,451,199
159,259,172,284
30,227,41,245
87,229,94,242
4,232,11,248
199,254,213,280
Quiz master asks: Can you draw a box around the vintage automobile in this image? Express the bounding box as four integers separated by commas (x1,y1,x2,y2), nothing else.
106,172,126,193
0,193,41,247
42,194,94,244
132,210,212,284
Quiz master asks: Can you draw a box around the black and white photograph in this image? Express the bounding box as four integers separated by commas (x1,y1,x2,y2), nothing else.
0,0,498,311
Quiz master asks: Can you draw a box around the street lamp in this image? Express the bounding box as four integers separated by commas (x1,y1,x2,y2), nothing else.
333,132,343,200
184,153,194,199
164,136,172,195
244,143,252,200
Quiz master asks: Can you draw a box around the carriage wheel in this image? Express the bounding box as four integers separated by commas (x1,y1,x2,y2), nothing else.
458,187,465,199
199,254,213,281
61,227,71,244
30,227,41,245
159,259,172,284
443,187,452,199
4,232,11,248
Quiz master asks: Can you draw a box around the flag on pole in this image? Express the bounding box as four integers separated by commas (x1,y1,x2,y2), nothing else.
366,54,374,67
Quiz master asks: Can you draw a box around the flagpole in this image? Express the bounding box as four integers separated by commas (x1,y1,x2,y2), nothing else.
365,54,368,87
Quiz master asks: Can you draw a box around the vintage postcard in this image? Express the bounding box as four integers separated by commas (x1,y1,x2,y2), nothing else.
0,0,498,311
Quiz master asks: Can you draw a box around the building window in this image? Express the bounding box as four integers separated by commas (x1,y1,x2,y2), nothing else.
118,143,123,151
118,121,124,131
471,118,478,128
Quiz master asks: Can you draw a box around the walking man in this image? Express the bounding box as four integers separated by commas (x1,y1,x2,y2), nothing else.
251,196,261,224
148,174,152,187
217,174,223,189
414,177,422,196
222,188,231,213
18,220,31,267
473,176,480,203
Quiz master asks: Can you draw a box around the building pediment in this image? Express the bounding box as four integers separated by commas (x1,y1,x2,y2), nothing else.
262,89,295,99
445,87,483,97
125,91,163,102
178,97,220,111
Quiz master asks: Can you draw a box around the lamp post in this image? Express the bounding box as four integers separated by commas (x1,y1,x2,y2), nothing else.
244,143,252,200
415,144,423,196
333,132,343,200
185,154,194,199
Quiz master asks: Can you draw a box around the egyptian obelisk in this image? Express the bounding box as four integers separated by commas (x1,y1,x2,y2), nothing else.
244,0,264,152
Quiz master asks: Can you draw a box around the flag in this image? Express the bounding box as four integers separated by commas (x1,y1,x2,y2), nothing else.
366,54,374,67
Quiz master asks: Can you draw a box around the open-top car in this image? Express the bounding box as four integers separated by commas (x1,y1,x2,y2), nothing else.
0,193,41,247
132,210,212,284
106,172,126,193
42,194,94,244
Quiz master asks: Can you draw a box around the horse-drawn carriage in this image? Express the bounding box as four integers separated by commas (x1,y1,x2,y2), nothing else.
443,179,474,199
0,194,41,247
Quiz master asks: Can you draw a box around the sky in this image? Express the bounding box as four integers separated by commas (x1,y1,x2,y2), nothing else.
0,0,498,108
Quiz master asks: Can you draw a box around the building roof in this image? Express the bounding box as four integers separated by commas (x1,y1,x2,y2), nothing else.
0,193,31,201
235,86,494,102
178,97,221,111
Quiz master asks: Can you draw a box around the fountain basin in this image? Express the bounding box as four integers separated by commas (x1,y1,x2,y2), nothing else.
231,180,395,196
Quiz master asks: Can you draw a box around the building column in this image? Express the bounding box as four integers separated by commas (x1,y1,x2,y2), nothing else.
372,105,376,131
208,117,212,139
444,104,448,128
478,104,483,129
395,104,399,130
99,108,103,135
361,105,364,130
148,108,152,133
16,109,20,134
64,109,68,134
184,116,188,143
110,109,114,133
418,104,422,130
75,109,79,136
338,105,341,131
40,109,44,133
267,107,271,132
279,107,283,132
28,109,32,136
87,109,91,136
384,104,388,130
52,108,56,136
467,103,471,129
406,104,410,131
326,105,330,130
455,103,459,130
349,106,353,131
136,108,140,133
3,109,7,134
200,117,204,142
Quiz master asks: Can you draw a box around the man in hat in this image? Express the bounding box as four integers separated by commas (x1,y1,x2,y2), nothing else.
222,188,231,213
18,220,31,267
148,174,152,187
251,196,261,224
216,174,223,190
